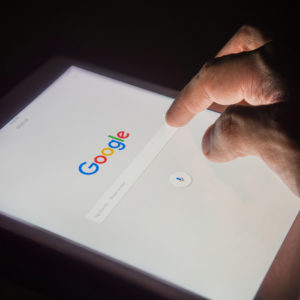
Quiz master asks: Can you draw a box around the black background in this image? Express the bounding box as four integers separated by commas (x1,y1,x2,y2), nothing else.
0,3,297,299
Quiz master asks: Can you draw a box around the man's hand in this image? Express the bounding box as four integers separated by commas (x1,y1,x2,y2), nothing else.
166,24,300,299
166,25,300,196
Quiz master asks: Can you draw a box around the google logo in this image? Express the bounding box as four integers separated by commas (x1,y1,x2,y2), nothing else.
79,131,130,175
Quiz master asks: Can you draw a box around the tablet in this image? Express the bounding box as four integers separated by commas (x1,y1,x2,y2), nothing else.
0,57,299,300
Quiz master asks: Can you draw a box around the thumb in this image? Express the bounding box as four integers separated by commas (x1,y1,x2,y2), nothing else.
202,104,281,162
201,103,300,196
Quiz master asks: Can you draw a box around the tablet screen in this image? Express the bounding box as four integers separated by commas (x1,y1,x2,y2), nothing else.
0,66,299,300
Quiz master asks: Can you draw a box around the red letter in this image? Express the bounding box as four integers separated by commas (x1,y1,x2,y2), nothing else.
94,155,107,164
117,131,130,139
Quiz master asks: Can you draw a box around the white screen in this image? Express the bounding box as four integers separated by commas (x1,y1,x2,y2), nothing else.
0,66,299,300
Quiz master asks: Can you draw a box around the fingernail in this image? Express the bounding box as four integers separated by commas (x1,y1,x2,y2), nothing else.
202,126,212,155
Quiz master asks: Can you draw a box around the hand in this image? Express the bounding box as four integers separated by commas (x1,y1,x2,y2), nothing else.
166,24,300,299
166,25,300,197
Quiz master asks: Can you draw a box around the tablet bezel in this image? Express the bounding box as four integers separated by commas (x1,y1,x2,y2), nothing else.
0,57,208,299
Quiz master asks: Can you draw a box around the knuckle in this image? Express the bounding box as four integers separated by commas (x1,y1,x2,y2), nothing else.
217,106,242,141
249,49,286,104
237,24,269,52
189,59,217,102
197,58,217,86
238,24,264,40
198,59,214,79
209,107,245,159
238,24,257,36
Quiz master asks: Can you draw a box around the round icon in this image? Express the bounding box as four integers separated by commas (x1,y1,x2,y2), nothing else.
169,172,192,188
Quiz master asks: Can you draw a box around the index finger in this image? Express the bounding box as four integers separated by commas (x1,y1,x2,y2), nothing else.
166,50,262,127
166,25,270,127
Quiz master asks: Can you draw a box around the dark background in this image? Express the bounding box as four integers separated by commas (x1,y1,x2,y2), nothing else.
0,3,296,299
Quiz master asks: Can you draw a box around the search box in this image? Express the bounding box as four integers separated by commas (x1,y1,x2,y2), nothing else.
86,123,177,224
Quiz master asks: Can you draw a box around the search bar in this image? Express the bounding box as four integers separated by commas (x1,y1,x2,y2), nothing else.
86,123,178,224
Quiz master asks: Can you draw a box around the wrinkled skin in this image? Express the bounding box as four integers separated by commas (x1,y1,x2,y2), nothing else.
166,25,300,299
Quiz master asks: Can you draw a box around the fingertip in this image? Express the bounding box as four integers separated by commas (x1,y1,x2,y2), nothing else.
165,109,185,127
165,108,175,126
165,101,195,127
